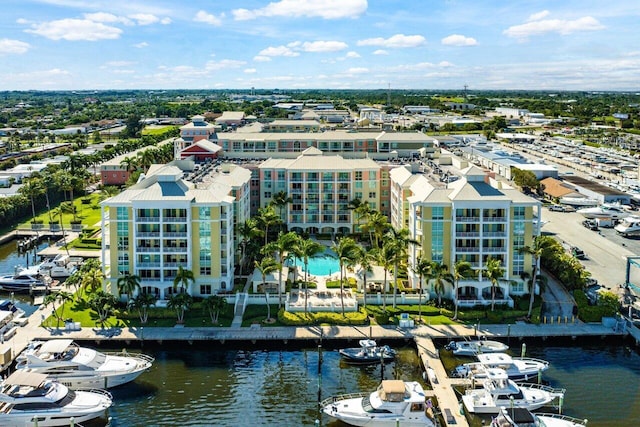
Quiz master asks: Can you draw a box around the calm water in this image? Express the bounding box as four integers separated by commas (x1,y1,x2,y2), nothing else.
102,340,640,427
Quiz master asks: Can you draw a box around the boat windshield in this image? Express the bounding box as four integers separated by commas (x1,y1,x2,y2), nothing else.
361,396,392,414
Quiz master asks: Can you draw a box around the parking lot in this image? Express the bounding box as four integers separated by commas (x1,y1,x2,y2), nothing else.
541,208,638,290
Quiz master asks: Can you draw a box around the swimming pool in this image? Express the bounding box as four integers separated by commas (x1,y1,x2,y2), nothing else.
292,250,340,276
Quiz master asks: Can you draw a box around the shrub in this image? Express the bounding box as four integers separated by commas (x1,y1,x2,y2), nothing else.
278,307,368,326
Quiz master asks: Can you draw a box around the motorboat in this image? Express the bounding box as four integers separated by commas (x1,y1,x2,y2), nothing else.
0,266,51,292
0,371,112,427
37,254,80,279
491,407,588,427
15,339,154,389
577,203,629,220
453,353,549,381
321,380,437,427
446,338,509,357
614,215,640,236
339,339,396,364
559,196,599,207
461,369,564,414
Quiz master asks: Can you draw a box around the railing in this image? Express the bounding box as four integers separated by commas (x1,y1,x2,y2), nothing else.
164,217,188,223
164,247,188,253
320,393,368,408
482,247,506,253
136,232,160,238
482,231,506,237
136,262,161,268
483,216,506,222
163,232,188,238
137,217,160,222
456,216,481,222
136,247,161,253
456,247,480,252
456,231,480,237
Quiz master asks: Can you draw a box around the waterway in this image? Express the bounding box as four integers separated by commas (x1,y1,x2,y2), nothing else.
1,241,639,426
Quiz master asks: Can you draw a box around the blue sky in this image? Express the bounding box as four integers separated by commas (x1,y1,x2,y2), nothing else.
1,0,639,91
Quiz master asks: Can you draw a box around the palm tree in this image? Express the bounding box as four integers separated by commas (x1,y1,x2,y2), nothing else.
452,260,474,320
355,245,375,308
43,291,73,328
270,191,292,226
255,257,280,322
431,262,453,307
117,272,141,302
376,244,394,311
414,256,433,323
167,293,193,324
385,227,418,308
333,236,359,316
128,292,157,324
203,295,227,324
173,266,195,294
88,290,118,326
348,198,372,235
485,257,505,312
296,238,325,314
81,267,104,300
19,178,44,224
519,236,549,319
237,219,263,274
362,211,389,249
256,206,282,246
264,231,299,309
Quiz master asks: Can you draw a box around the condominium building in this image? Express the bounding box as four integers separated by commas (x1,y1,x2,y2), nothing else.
407,165,541,306
216,130,436,159
258,147,381,234
100,160,251,299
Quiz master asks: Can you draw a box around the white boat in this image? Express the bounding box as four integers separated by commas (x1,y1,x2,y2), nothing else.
0,266,51,292
339,339,396,364
321,380,437,427
614,215,640,236
559,196,599,207
16,339,154,389
446,338,509,356
38,254,80,278
461,369,564,414
576,203,629,220
491,407,588,427
0,371,112,427
453,353,549,381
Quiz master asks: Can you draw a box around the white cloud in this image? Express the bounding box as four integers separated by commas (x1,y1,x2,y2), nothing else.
83,12,132,25
25,19,122,41
528,10,550,21
347,67,368,73
205,59,246,70
133,41,148,48
441,34,477,46
16,18,30,25
160,17,172,25
438,61,454,67
357,34,425,48
504,15,605,39
128,14,160,26
232,0,367,20
258,45,300,57
0,38,30,54
253,55,271,62
373,49,388,55
301,41,348,52
194,10,224,26
244,68,257,73
104,60,135,67
345,51,360,58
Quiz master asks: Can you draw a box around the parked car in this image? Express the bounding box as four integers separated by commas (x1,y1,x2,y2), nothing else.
571,246,587,260
582,219,599,230
562,205,576,212
548,204,565,212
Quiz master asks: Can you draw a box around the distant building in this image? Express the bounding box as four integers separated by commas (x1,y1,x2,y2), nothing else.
215,111,245,128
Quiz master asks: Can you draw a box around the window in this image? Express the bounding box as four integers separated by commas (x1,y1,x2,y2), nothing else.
355,171,362,180
199,207,210,220
432,206,444,220
513,206,525,219
264,192,272,198
116,207,128,220
368,192,376,198
431,221,443,262
368,171,376,180
200,284,212,295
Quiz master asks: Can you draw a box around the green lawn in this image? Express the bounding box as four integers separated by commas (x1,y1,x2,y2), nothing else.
142,126,179,136
20,192,103,229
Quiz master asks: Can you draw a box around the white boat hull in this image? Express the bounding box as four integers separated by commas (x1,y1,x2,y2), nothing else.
46,368,148,389
0,411,107,427
462,387,557,414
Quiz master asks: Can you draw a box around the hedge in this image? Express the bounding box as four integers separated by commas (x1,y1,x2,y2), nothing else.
278,307,368,326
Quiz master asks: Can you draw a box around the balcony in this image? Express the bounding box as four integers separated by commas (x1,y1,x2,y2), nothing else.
137,217,160,223
163,232,188,238
136,232,160,238
456,216,480,222
164,217,188,223
483,216,506,223
136,247,161,253
164,247,188,253
455,231,480,237
483,246,506,253
483,231,506,237
455,246,480,253
136,262,161,268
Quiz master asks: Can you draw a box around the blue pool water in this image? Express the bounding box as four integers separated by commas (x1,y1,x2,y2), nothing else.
292,250,340,276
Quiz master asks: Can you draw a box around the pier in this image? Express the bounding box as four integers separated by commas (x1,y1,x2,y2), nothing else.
0,305,627,426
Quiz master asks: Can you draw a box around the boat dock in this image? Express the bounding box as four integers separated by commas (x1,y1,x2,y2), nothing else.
0,307,627,426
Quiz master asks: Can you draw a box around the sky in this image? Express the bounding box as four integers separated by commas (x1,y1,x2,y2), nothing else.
0,0,639,91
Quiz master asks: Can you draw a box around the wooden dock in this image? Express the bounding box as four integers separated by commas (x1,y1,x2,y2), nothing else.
416,337,469,427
